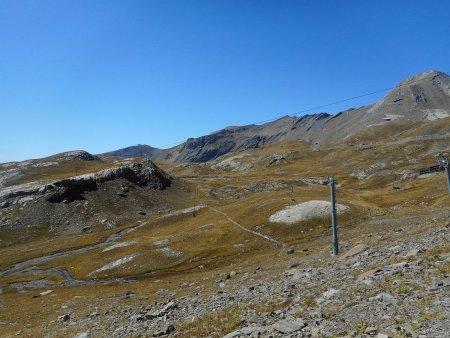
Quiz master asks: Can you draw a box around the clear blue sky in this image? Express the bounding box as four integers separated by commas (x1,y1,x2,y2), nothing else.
0,1,449,162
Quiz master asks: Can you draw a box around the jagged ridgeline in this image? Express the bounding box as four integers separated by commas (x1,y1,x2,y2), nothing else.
104,70,450,163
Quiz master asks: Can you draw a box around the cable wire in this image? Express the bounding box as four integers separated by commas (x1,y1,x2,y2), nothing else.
154,70,449,149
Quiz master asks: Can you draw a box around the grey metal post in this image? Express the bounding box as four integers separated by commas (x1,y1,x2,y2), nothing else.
329,176,338,255
445,166,450,195
437,153,450,196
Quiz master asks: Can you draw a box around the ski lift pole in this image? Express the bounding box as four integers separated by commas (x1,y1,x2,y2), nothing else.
329,176,338,256
444,165,450,195
437,154,450,196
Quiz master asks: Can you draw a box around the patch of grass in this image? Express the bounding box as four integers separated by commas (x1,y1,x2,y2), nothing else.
178,299,291,337
354,319,367,334
394,282,420,295
179,306,243,337
303,295,317,308
14,160,111,185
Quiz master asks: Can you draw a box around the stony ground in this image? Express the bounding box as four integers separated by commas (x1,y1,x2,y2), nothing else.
19,210,447,338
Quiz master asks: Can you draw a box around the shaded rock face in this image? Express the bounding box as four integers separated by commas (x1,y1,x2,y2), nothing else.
46,179,97,203
46,162,172,203
177,131,237,162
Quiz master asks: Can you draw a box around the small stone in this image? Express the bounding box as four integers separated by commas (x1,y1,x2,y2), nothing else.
223,331,241,338
240,326,263,335
339,244,367,261
40,290,54,296
428,277,444,291
377,334,391,338
404,248,420,257
369,292,396,304
273,318,305,334
271,309,284,317
287,248,295,254
153,324,175,337
73,333,90,338
365,327,378,335
124,290,134,299
58,314,70,322
322,288,340,299
146,301,177,319
89,310,100,317
130,314,144,322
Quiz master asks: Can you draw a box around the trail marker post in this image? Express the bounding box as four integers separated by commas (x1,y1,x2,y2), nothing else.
329,176,339,256
437,153,450,195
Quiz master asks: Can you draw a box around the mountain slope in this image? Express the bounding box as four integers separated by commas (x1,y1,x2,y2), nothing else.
105,70,450,163
102,144,164,159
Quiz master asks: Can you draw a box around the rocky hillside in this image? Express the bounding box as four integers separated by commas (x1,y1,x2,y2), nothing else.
0,150,101,189
106,70,450,163
0,158,193,244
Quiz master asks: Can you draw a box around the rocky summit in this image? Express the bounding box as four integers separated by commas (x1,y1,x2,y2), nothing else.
0,69,449,337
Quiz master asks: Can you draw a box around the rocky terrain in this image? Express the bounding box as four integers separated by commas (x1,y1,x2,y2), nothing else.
0,156,192,245
37,210,448,338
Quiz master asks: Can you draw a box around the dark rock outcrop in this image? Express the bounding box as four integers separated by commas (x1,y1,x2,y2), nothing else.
46,162,172,203
0,161,172,205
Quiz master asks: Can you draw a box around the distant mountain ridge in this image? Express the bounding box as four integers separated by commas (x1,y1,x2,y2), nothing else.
103,144,163,159
105,70,450,163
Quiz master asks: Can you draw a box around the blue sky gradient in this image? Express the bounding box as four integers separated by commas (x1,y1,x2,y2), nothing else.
0,1,449,162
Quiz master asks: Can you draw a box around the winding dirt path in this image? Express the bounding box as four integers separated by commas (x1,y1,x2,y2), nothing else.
209,207,287,247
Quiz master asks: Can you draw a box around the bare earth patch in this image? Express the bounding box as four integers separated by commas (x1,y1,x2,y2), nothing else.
269,200,349,224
